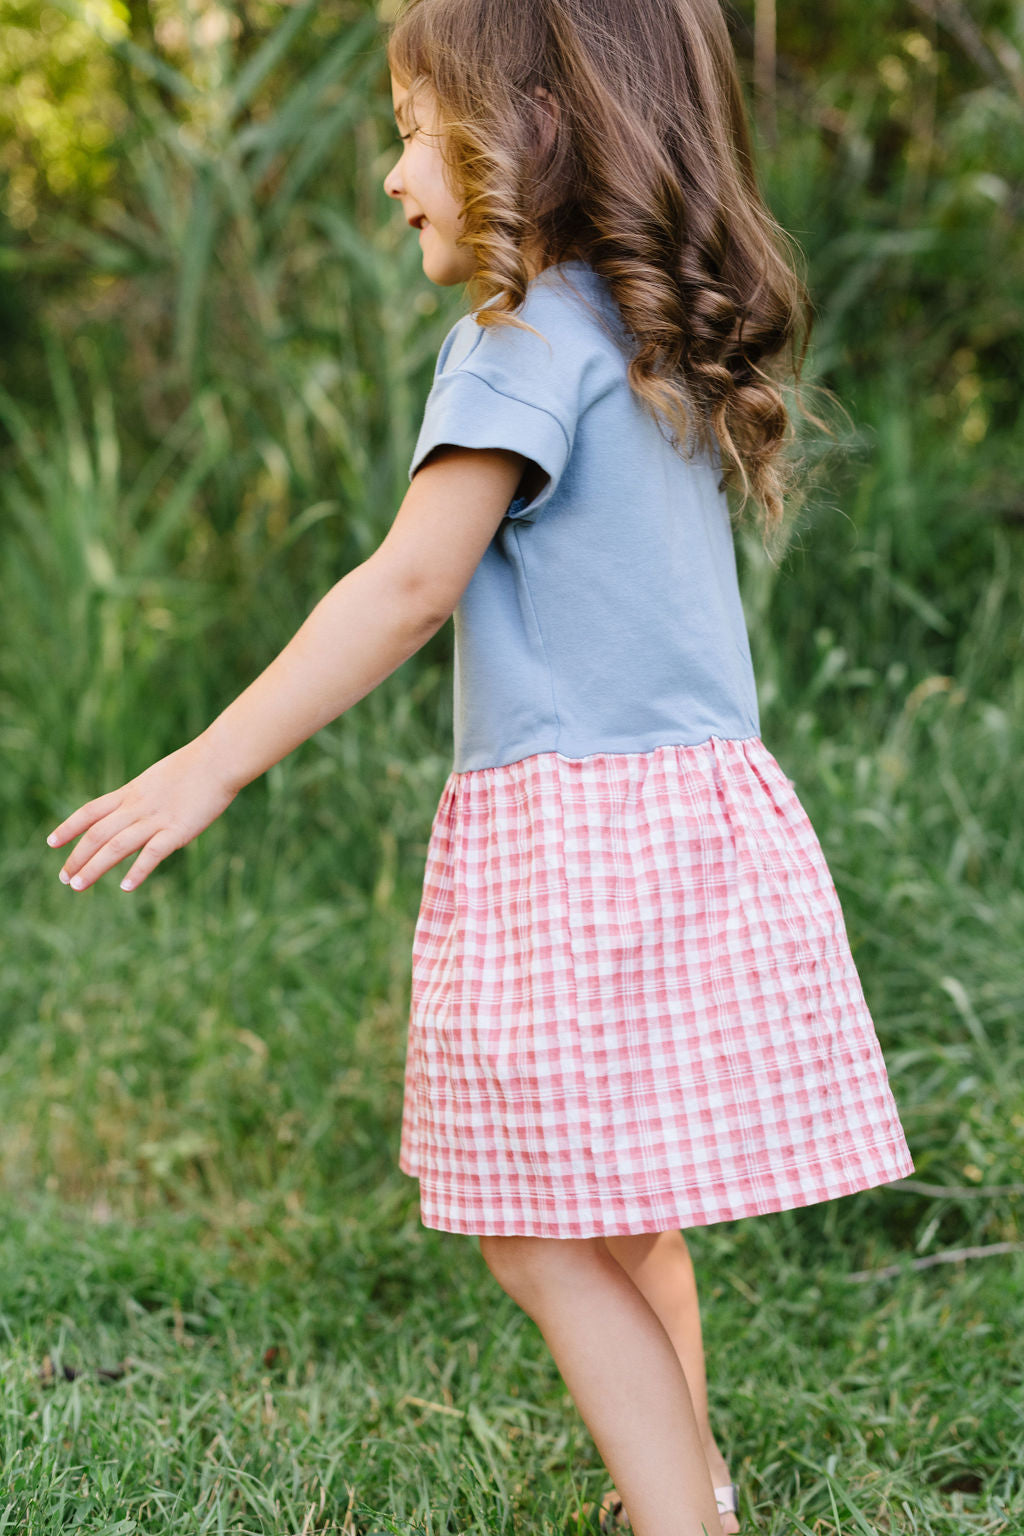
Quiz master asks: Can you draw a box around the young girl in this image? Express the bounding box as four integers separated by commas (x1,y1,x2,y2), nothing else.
46,1,915,1532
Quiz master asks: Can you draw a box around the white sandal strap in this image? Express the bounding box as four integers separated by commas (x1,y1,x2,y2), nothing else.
714,1482,739,1515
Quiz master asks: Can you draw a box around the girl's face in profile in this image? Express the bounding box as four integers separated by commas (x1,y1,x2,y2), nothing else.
384,76,476,287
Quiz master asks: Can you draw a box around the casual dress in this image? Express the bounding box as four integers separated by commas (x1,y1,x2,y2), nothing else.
398,260,914,1238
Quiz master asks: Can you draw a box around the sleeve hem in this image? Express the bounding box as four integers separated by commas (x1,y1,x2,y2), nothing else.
409,368,572,523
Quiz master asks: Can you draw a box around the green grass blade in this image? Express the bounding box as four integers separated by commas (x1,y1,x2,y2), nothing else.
225,0,322,122
173,165,219,385
106,34,198,103
238,13,381,184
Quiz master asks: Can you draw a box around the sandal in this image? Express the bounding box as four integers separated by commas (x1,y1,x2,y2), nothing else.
576,1489,629,1532
578,1481,740,1532
716,1481,740,1525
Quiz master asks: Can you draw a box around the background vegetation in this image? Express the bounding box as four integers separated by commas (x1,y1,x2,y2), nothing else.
0,0,1021,1530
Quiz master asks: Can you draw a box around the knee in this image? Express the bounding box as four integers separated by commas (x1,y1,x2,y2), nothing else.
478,1234,596,1315
607,1222,696,1308
605,1227,692,1287
478,1234,543,1307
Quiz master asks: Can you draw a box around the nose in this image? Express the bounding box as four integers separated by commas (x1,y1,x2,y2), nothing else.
383,152,404,200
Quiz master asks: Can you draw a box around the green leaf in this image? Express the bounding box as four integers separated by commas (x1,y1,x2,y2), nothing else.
226,0,323,122
174,166,219,384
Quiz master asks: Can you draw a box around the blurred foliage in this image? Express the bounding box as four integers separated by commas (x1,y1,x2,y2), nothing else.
0,0,1019,827
738,0,1024,506
0,0,127,227
1,0,448,782
1,0,1019,517
0,4,1017,786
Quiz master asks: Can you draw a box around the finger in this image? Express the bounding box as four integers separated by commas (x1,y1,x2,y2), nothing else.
117,829,183,893
63,820,157,892
59,806,149,883
46,789,126,849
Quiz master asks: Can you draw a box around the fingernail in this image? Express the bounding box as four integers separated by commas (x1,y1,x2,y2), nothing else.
120,879,133,892
59,870,71,885
70,875,84,890
47,833,58,847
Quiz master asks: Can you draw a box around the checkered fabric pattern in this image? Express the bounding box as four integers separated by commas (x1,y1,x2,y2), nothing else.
399,734,914,1237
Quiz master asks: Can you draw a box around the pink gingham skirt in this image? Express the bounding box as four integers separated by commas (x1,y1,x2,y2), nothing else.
399,734,914,1237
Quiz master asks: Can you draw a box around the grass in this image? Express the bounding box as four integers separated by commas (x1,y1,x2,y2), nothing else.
0,1193,1020,1533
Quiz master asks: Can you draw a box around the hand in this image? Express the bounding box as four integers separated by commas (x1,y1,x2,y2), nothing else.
46,738,240,893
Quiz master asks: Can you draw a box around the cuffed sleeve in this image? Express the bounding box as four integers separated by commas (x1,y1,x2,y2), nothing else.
409,282,605,524
410,366,570,521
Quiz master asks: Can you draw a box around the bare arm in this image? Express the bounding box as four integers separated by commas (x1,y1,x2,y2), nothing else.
199,442,526,794
46,444,528,892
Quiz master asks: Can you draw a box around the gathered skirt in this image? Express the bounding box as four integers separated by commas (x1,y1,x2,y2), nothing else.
399,734,914,1237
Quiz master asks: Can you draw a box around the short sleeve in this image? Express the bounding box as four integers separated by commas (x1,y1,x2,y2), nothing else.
408,283,602,524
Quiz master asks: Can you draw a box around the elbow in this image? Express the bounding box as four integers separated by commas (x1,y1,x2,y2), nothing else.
364,550,457,636
410,598,454,638
398,575,456,636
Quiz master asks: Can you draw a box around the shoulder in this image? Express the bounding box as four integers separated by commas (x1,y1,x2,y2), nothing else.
411,263,628,519
433,262,626,419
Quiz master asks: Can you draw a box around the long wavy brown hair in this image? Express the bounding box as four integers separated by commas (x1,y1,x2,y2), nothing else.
387,0,815,545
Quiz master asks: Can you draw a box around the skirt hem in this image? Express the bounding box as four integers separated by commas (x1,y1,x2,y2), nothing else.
398,1141,916,1239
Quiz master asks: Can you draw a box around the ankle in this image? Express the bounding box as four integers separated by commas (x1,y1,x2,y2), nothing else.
702,1436,730,1474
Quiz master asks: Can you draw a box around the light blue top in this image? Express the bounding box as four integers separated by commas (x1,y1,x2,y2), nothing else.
409,259,761,772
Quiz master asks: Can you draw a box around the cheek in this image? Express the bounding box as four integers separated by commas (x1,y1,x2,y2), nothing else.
419,154,462,224
437,180,466,232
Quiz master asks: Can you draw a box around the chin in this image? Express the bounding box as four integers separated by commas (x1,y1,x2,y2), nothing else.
424,259,474,288
421,238,475,288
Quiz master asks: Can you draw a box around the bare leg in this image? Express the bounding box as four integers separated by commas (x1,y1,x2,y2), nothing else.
605,1231,738,1534
478,1233,722,1536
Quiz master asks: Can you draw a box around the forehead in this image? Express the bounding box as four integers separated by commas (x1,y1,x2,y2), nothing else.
390,72,435,125
391,74,416,118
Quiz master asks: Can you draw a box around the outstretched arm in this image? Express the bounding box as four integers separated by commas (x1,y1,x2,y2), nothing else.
45,445,527,893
